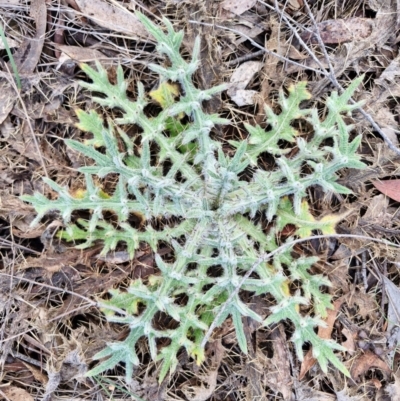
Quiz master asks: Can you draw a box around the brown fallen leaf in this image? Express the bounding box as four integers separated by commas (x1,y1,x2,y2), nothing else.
362,194,390,224
180,339,225,401
220,0,257,16
0,81,16,125
372,108,399,146
350,350,391,381
0,193,43,238
57,45,108,63
12,0,46,74
301,18,374,45
75,0,149,39
22,361,49,385
20,250,84,274
227,61,262,106
286,45,309,60
376,52,400,89
342,328,356,355
299,299,343,379
346,290,378,321
372,180,400,203
3,386,34,401
97,250,145,264
228,22,264,45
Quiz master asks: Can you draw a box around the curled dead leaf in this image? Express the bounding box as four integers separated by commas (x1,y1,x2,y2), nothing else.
350,350,391,381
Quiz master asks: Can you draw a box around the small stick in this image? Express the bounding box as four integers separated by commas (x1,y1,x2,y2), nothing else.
361,250,368,292
226,49,265,66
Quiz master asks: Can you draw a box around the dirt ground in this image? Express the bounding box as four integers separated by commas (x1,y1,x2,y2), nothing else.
1,0,400,400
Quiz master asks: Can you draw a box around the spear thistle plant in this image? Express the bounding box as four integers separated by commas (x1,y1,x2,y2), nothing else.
22,13,365,382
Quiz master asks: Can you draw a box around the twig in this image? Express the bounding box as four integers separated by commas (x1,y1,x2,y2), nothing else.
10,348,42,367
383,260,388,315
226,49,265,66
361,250,368,292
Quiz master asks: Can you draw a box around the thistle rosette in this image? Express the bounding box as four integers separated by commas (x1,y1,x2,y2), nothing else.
22,12,365,382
